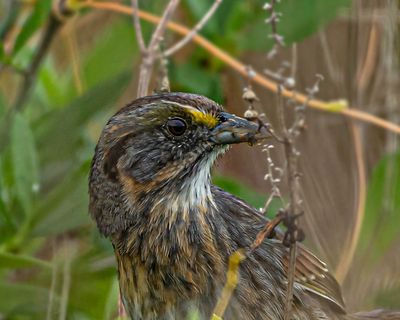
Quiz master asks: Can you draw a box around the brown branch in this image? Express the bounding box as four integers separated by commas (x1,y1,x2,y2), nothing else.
251,211,285,251
136,0,180,97
12,13,64,111
164,0,223,57
130,0,146,53
81,1,400,135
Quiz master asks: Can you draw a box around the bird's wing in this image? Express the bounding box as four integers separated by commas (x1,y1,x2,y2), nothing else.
283,241,346,313
212,186,346,313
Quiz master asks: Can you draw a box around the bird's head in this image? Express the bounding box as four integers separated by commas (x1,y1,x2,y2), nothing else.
90,92,268,236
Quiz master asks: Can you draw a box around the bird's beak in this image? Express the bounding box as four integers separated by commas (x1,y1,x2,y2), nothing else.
210,112,269,145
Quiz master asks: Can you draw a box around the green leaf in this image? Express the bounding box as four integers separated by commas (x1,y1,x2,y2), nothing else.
241,0,351,51
358,152,400,264
0,251,51,269
82,20,137,89
170,62,222,102
0,41,4,62
67,254,116,319
0,93,5,119
11,113,39,215
32,70,131,193
374,285,400,309
34,71,132,159
103,276,119,320
13,0,52,56
0,282,51,316
275,0,350,43
31,162,90,236
184,0,351,52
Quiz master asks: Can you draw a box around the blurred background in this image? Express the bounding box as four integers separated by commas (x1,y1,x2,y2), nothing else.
0,0,399,319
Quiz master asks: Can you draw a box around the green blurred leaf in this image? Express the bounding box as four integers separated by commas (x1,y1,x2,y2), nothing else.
374,285,400,309
184,0,350,52
67,254,116,319
82,21,137,89
11,113,39,215
0,251,50,269
0,41,4,62
103,276,119,320
0,151,18,240
170,62,222,102
36,61,71,108
34,71,131,161
31,163,90,236
32,71,131,195
241,0,350,51
276,0,350,43
0,282,50,316
13,0,51,56
359,152,400,263
0,93,5,119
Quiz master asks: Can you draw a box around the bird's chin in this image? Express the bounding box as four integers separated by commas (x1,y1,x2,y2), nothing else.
213,144,230,157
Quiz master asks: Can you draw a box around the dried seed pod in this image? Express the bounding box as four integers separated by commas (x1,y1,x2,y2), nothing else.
242,87,259,104
244,109,259,120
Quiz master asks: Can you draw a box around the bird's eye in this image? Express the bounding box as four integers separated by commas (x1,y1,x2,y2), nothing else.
166,118,187,136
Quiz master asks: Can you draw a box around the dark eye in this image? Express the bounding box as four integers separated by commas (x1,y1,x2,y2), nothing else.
166,118,187,136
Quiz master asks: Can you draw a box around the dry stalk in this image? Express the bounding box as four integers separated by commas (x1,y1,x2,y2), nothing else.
133,0,180,97
276,83,300,320
264,2,302,318
130,0,146,53
264,0,284,59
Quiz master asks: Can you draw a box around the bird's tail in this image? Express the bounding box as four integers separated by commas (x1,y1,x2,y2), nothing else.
350,309,400,319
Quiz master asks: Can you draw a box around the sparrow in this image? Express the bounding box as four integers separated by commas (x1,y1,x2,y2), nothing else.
89,92,400,320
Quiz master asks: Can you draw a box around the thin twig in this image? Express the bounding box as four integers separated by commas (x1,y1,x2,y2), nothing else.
136,0,180,97
12,13,64,111
130,0,146,53
276,83,300,320
164,0,223,57
264,0,284,59
260,144,284,213
251,211,285,251
81,1,400,135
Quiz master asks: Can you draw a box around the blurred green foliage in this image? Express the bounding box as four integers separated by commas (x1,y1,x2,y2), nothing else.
2,0,398,319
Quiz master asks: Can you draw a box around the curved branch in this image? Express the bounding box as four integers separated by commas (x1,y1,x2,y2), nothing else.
164,0,223,57
80,1,400,135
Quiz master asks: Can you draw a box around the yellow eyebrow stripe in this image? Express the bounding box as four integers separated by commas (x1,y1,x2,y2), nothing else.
160,100,219,128
185,108,218,128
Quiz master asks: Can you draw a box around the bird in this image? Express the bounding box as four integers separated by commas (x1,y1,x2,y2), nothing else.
89,92,400,320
